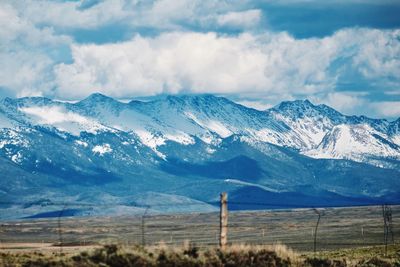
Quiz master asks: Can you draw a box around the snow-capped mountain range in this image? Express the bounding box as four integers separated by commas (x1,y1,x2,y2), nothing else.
0,94,399,219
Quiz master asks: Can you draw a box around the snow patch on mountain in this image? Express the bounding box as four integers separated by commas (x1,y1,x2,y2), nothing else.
1,93,399,168
0,129,30,149
305,124,400,162
76,97,198,154
388,119,400,146
75,140,88,147
1,94,400,219
391,135,400,146
11,151,23,164
19,106,110,135
0,112,14,128
270,100,346,149
92,144,113,155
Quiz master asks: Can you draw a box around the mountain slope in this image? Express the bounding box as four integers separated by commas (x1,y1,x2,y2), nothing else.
270,99,399,163
305,124,400,168
0,94,399,219
2,94,399,164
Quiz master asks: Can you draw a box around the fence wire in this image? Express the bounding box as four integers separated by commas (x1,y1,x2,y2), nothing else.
0,200,398,253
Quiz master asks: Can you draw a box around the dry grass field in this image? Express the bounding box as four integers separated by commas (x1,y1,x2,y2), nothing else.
1,205,399,266
1,242,399,266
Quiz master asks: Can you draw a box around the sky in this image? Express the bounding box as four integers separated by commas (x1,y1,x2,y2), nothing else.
0,0,400,119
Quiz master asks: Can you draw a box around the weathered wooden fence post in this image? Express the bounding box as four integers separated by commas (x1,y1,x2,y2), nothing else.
220,192,228,249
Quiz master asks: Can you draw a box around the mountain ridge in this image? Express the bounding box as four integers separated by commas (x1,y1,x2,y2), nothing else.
1,93,400,165
0,93,399,219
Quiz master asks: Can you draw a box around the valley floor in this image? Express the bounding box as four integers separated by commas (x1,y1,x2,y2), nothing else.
0,205,399,266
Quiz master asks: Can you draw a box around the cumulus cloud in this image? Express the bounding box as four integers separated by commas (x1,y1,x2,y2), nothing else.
352,29,400,80
216,9,262,28
370,101,400,118
53,28,400,101
0,50,53,97
7,0,256,31
0,3,71,97
310,92,368,115
235,100,273,111
8,0,129,29
55,32,273,98
55,31,330,98
1,0,400,119
0,3,70,46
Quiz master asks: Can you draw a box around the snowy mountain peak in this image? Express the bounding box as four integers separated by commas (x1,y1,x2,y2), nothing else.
1,93,400,218
274,99,314,113
78,93,121,106
0,94,399,168
389,118,400,132
76,93,124,117
149,94,234,109
273,99,344,121
305,123,400,166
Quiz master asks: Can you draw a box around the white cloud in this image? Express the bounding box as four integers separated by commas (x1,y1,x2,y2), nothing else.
7,0,254,31
137,0,200,30
311,92,367,115
9,0,129,29
0,0,399,119
0,4,69,45
20,106,88,125
385,90,400,95
370,102,400,118
352,29,400,80
53,28,400,101
235,100,273,111
0,50,53,97
19,105,108,134
0,3,71,97
53,31,334,99
217,9,262,28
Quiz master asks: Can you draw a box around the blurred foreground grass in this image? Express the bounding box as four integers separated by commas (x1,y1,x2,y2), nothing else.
1,242,399,266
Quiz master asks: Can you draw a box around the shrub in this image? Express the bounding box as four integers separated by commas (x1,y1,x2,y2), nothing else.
356,257,393,267
305,257,347,267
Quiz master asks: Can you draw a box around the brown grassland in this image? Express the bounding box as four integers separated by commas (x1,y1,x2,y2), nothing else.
0,205,399,266
1,242,399,266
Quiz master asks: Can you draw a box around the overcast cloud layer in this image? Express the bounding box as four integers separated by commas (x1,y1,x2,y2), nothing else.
1,0,400,119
